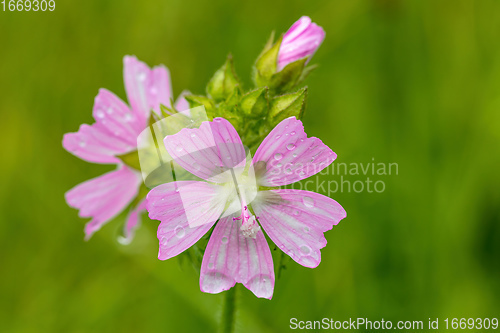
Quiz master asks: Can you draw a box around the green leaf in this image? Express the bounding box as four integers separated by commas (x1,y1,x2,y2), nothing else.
268,87,308,124
253,35,283,87
206,55,241,102
269,57,308,95
116,150,141,171
239,87,269,117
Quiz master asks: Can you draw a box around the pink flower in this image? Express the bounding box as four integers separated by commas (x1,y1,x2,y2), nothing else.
147,117,346,299
277,16,326,71
64,56,188,241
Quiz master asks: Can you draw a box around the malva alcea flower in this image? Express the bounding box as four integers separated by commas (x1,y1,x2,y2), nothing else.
63,56,188,241
277,16,325,71
147,117,346,299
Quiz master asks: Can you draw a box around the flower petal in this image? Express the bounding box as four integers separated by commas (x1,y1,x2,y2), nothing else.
120,198,148,244
253,117,336,186
252,189,346,268
147,181,228,259
200,215,275,299
63,123,136,164
92,88,146,144
164,118,246,183
65,166,142,239
124,55,173,120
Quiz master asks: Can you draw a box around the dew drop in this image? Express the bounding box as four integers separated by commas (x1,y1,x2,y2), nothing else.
303,196,315,208
137,72,147,81
174,226,185,238
274,153,282,160
275,135,281,140
287,143,295,151
79,141,86,148
300,245,311,255
292,153,297,158
293,210,300,216
124,113,133,122
190,133,196,138
208,263,214,269
291,131,296,136
221,236,228,244
106,107,113,114
304,226,310,233
95,110,105,119
175,188,180,193
175,145,183,152
285,168,292,174
160,237,168,246
276,163,282,168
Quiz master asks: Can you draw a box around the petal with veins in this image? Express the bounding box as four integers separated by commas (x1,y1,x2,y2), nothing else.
63,123,136,164
252,189,346,268
164,118,246,183
147,181,228,259
200,215,275,299
65,166,142,239
253,117,336,186
124,55,173,120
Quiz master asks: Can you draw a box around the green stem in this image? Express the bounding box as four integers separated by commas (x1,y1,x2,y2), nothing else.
219,286,237,333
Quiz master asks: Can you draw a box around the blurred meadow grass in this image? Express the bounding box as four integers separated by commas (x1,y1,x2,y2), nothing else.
0,0,499,332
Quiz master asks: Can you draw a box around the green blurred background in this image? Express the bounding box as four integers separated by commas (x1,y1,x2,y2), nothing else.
1,0,499,332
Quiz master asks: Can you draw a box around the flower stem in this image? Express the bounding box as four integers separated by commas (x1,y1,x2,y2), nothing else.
219,286,237,333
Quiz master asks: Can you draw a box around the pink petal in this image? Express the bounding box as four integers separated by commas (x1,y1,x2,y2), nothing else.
164,118,246,183
147,181,228,259
65,166,142,239
278,16,325,71
123,55,173,119
121,198,148,244
253,117,336,186
63,123,136,164
200,215,275,299
174,90,191,112
93,89,146,144
252,189,346,268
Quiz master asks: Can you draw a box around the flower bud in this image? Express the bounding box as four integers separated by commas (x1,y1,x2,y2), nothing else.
277,16,325,71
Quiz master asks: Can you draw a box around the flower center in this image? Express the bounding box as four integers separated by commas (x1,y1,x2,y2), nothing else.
234,205,261,239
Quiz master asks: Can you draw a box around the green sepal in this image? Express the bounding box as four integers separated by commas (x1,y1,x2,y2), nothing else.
184,95,216,118
253,35,282,87
206,55,242,102
116,150,141,171
268,87,307,125
268,57,308,95
239,87,269,117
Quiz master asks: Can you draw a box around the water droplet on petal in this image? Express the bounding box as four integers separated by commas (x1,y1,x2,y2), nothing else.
160,237,168,246
291,131,296,135
276,163,282,168
275,135,281,140
287,143,295,151
303,196,315,208
304,226,310,233
190,133,196,138
274,153,282,160
293,210,300,216
285,168,292,174
300,245,311,254
124,113,133,122
208,263,214,269
292,153,297,158
221,236,228,244
175,145,183,152
79,141,86,148
95,110,105,119
106,107,113,114
137,72,147,81
174,226,185,238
